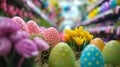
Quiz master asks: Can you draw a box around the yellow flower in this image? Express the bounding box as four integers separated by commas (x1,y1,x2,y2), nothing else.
74,37,85,46
87,34,93,40
81,30,88,38
82,37,87,41
79,26,83,32
69,30,76,37
75,27,81,36
64,29,69,34
64,34,70,42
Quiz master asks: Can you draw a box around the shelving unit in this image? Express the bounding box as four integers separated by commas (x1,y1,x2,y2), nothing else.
86,26,117,34
87,0,106,14
80,7,120,26
78,0,120,41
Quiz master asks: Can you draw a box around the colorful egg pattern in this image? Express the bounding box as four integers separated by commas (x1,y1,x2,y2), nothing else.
80,44,104,67
102,40,120,66
90,38,105,51
49,42,76,67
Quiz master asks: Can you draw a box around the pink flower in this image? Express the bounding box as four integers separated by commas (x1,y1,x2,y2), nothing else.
33,37,49,51
15,39,39,58
117,26,120,35
28,12,34,19
7,5,14,14
10,31,30,43
59,32,65,42
0,18,19,36
1,3,7,12
0,37,12,56
33,0,41,7
18,10,23,18
39,27,46,35
105,26,111,34
24,12,28,17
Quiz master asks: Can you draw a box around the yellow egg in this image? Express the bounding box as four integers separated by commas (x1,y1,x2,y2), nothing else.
117,0,120,5
90,38,105,51
117,40,120,43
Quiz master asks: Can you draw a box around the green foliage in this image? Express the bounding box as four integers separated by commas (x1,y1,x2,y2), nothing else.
38,18,51,28
0,10,8,17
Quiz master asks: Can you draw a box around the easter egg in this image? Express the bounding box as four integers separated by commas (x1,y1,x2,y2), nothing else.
100,3,106,13
109,0,117,8
90,38,105,51
102,40,120,66
48,42,76,67
117,0,120,5
80,44,104,67
117,40,120,43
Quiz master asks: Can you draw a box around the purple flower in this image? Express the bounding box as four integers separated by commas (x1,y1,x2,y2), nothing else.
105,26,111,34
33,37,50,51
0,37,12,56
117,26,120,35
15,39,39,58
10,31,30,43
0,18,19,36
39,27,46,32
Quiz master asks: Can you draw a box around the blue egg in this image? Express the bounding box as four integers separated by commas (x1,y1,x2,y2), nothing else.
80,44,104,67
109,0,117,8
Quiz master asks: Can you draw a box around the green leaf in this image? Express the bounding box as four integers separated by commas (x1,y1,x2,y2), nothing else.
0,57,6,67
22,58,36,67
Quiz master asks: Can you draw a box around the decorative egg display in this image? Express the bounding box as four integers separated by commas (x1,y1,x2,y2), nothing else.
90,38,105,51
48,42,76,67
102,40,120,66
80,44,104,67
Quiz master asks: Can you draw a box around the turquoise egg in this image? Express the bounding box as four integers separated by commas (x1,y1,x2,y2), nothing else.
109,0,117,8
80,44,104,67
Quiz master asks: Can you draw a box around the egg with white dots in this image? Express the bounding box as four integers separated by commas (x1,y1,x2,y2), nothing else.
48,42,76,67
80,44,104,67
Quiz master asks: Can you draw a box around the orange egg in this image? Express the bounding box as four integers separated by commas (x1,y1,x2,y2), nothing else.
90,38,105,51
117,40,120,43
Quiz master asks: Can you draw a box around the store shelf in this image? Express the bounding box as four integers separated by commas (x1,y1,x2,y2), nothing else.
26,0,57,27
87,0,106,14
80,10,113,26
86,26,120,40
86,26,114,33
80,7,120,26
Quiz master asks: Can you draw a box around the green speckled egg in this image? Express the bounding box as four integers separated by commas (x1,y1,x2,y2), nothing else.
102,40,120,66
48,42,76,67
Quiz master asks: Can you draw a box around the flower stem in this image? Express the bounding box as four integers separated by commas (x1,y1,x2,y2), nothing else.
11,47,16,61
4,56,11,67
17,56,25,67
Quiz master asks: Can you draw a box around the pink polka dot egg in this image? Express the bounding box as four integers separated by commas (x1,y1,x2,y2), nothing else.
80,44,104,67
